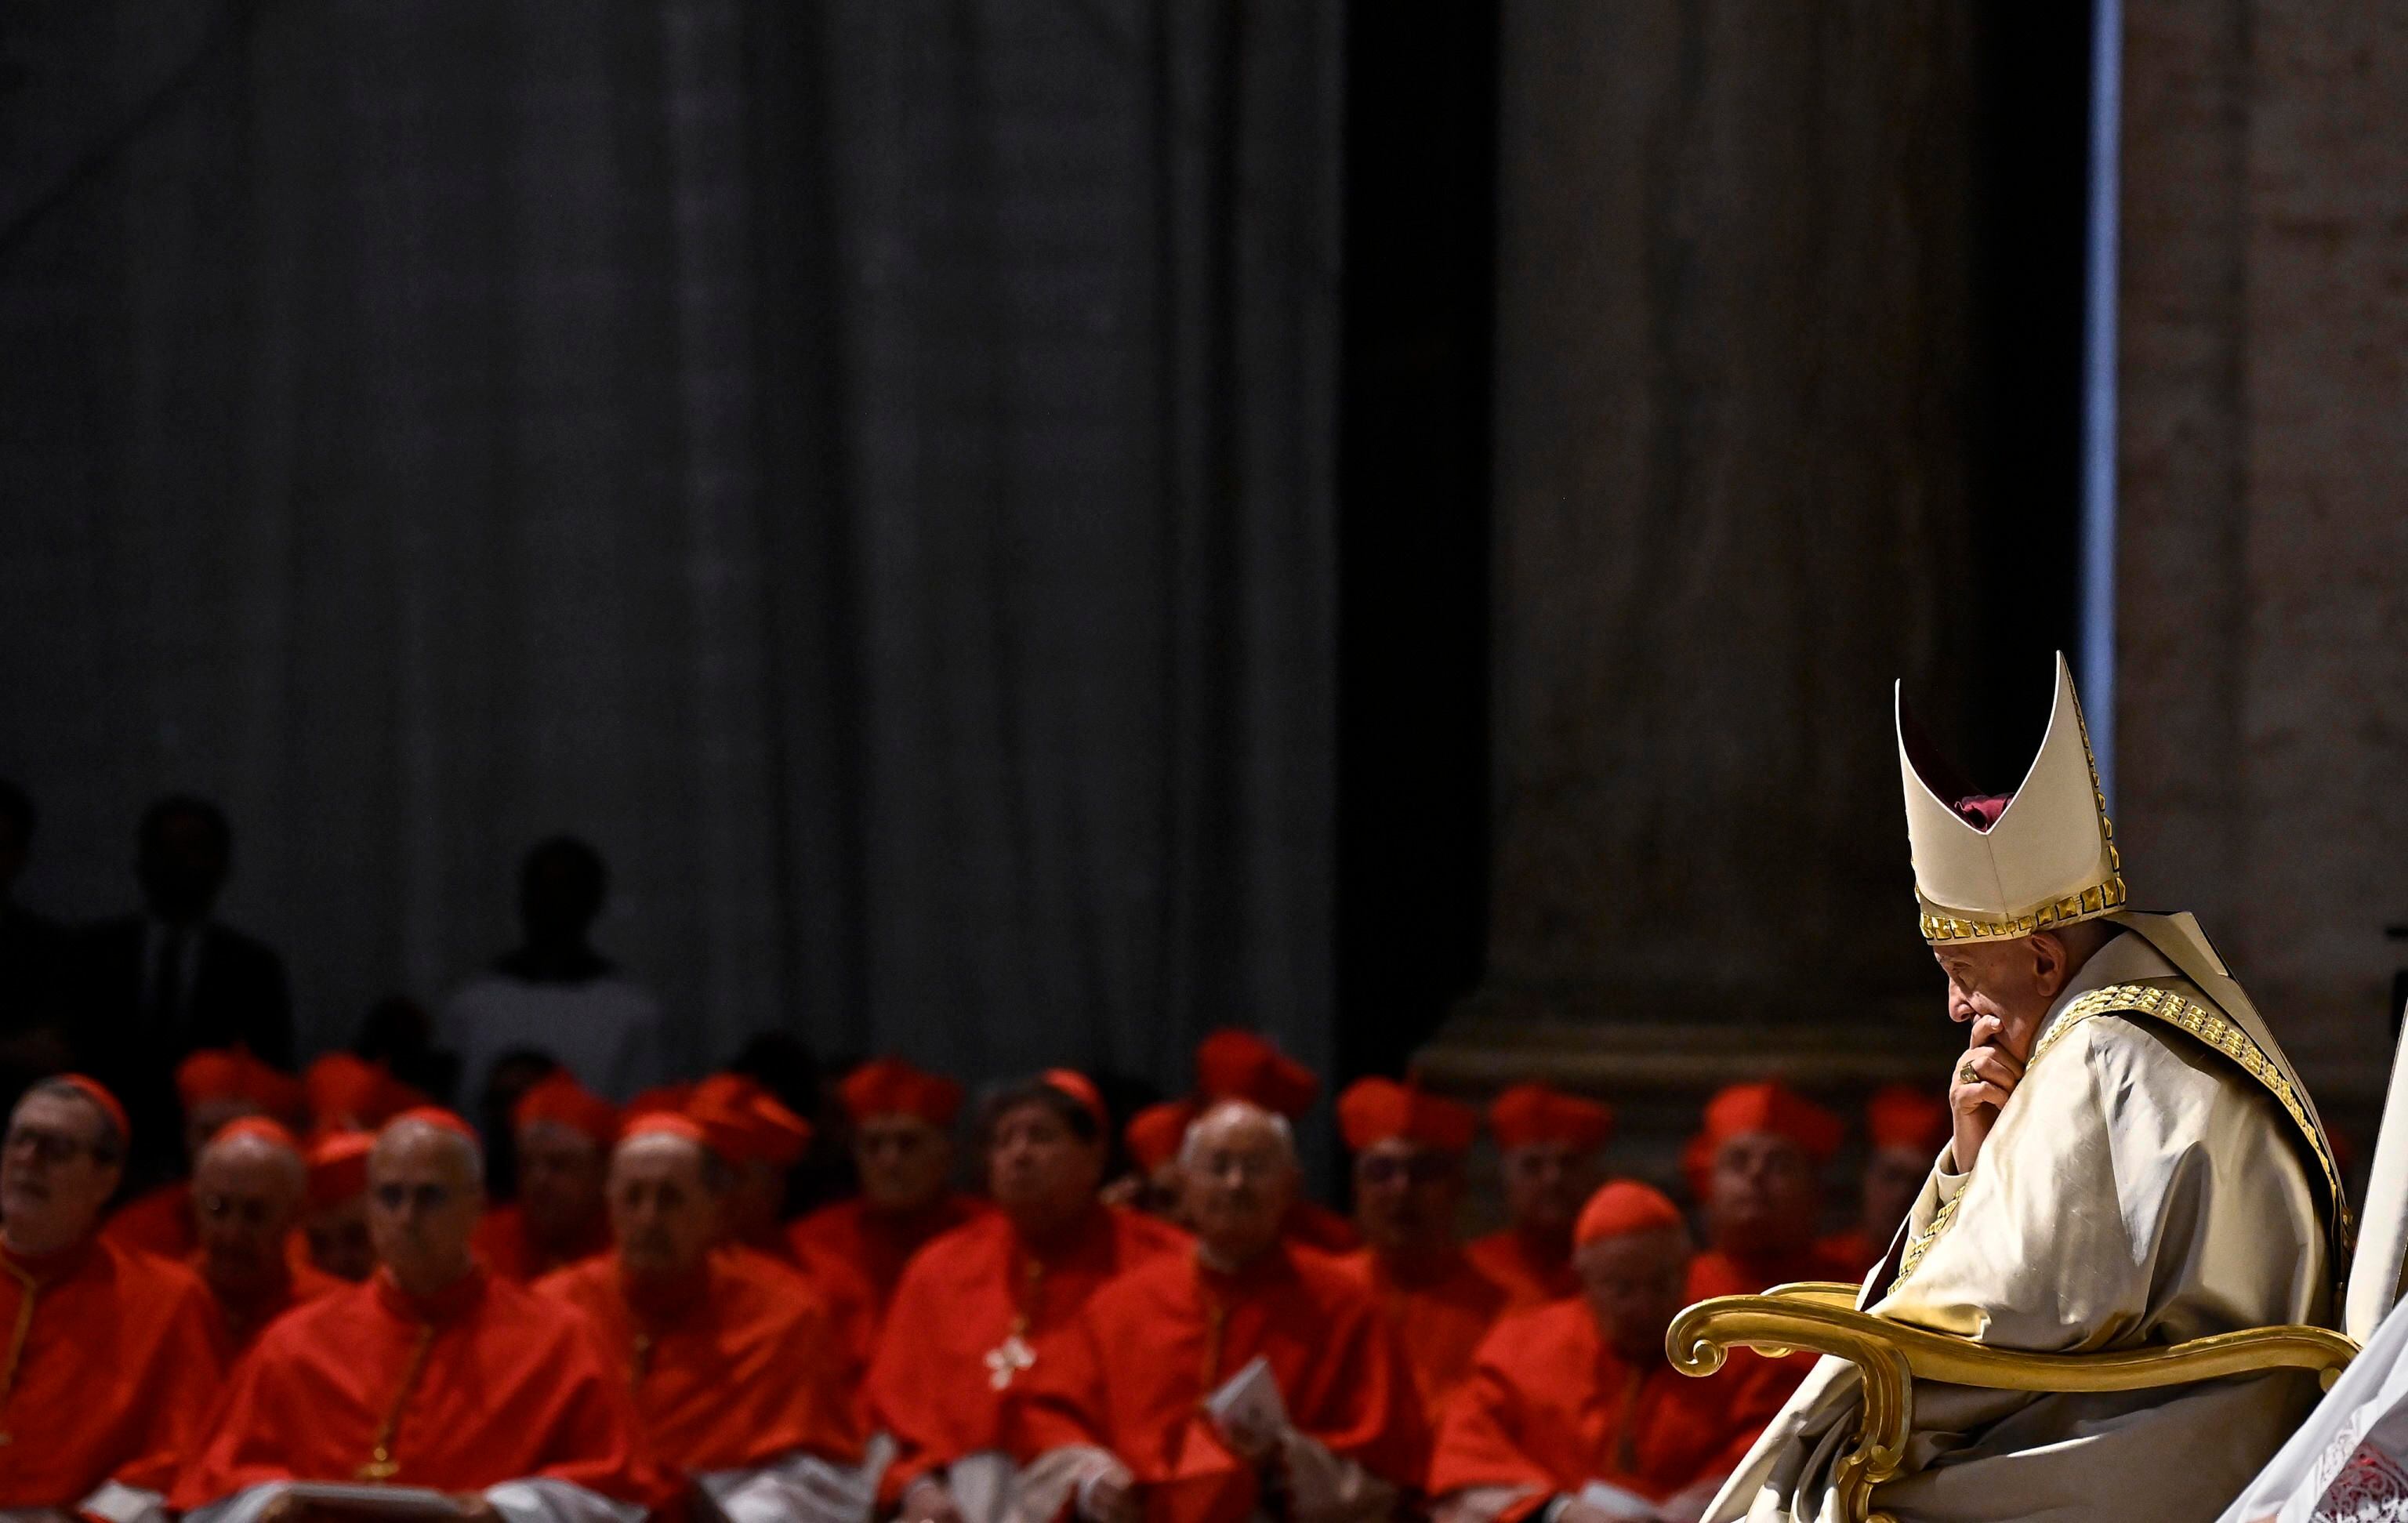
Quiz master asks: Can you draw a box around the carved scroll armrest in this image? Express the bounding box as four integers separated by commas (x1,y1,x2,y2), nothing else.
1666,1295,2359,1523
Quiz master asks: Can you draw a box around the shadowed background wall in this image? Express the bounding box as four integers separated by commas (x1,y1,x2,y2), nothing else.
0,1,1343,1092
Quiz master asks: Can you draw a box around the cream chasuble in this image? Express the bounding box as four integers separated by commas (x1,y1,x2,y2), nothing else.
1707,915,2345,1523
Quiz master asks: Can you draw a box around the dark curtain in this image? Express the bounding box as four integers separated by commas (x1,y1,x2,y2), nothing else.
0,0,1341,1094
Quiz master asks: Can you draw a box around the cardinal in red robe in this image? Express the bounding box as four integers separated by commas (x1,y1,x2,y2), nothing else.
476,1070,619,1281
104,1046,306,1262
1465,1083,1612,1310
304,1052,422,1133
540,1112,862,1517
1192,1030,1360,1254
1105,1100,1196,1225
1332,1077,1505,1421
303,1128,378,1282
1430,1182,1798,1523
871,1071,1186,1523
687,1072,814,1261
1818,1084,1949,1274
0,1075,227,1521
1019,1099,1427,1523
789,1057,992,1333
188,1117,344,1352
1681,1082,1855,1300
174,1108,657,1523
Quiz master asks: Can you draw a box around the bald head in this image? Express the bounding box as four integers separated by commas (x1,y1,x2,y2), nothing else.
1181,1101,1299,1269
194,1130,308,1296
368,1117,485,1297
610,1131,720,1281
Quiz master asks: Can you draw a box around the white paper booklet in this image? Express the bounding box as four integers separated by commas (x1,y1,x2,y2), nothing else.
281,1484,469,1519
1204,1354,1289,1438
1576,1478,1666,1522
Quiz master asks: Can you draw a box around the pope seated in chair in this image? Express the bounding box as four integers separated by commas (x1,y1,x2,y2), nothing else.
1704,655,2348,1523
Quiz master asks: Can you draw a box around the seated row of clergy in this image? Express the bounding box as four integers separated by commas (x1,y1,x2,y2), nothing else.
12,1058,1917,1523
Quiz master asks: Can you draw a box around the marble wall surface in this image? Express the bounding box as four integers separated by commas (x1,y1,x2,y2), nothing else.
2118,2,2408,1103
1481,2,1982,1043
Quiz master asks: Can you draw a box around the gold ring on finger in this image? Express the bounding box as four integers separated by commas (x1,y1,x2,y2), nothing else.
1958,1062,1979,1084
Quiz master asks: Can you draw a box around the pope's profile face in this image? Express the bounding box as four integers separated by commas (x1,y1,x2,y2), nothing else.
1707,1131,1817,1258
0,1090,121,1254
1503,1140,1599,1233
516,1120,607,1246
1933,935,2070,1061
856,1114,952,1214
194,1137,306,1295
611,1136,716,1279
368,1124,484,1295
1577,1224,1691,1364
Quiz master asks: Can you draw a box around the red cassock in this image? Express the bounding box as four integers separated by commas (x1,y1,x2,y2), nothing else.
1683,1249,1840,1398
787,1192,994,1329
474,1203,613,1284
1815,1229,1885,1277
172,1267,657,1510
1685,1244,1857,1300
868,1204,1188,1498
0,1237,226,1507
1463,1230,1579,1311
194,1249,347,1354
1336,1246,1507,1420
1427,1299,1794,1515
1019,1244,1430,1523
102,1182,195,1261
539,1248,861,1475
1281,1198,1362,1255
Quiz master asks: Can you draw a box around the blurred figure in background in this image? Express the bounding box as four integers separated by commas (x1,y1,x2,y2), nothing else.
1192,1028,1362,1253
540,1113,865,1521
1017,1098,1427,1523
1819,1084,1949,1275
441,836,668,1107
688,1072,816,1261
173,1108,655,1521
351,994,462,1110
0,780,71,1099
477,1069,619,1281
1335,1077,1503,1422
1430,1182,1797,1523
871,1071,1185,1523
1108,1099,1196,1226
1467,1082,1612,1309
789,1057,990,1333
104,1046,306,1262
1684,1082,1852,1300
187,1117,342,1352
301,1128,377,1281
0,1075,224,1518
71,795,293,1184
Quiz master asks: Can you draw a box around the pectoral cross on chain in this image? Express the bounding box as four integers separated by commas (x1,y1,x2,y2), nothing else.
984,1333,1035,1391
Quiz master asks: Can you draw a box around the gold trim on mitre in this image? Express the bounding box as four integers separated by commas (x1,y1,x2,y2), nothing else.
1898,652,2126,944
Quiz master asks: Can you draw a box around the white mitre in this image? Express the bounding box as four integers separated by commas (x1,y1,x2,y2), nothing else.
1897,651,2125,944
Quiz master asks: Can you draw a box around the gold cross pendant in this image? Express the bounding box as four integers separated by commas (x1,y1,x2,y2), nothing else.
357,1453,401,1482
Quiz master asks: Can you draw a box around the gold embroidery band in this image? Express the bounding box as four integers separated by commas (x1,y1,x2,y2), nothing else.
1920,873,2128,945
2032,983,2352,1258
1889,981,2348,1297
1888,1193,1962,1296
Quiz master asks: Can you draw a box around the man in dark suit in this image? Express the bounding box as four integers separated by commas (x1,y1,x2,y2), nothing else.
71,795,293,1184
0,781,74,1109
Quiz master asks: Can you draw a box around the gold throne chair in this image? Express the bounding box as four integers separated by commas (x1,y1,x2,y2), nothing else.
1664,999,2408,1523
